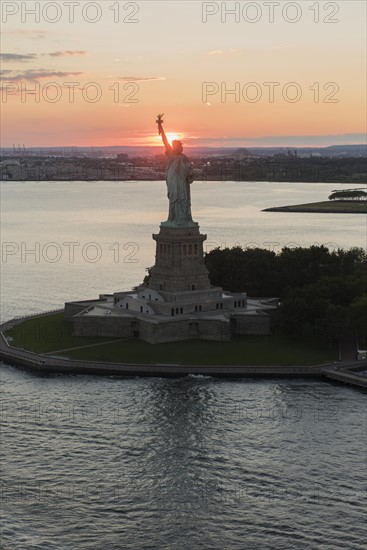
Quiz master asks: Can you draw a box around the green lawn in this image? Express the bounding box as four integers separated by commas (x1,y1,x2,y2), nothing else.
6,313,115,353
6,313,338,366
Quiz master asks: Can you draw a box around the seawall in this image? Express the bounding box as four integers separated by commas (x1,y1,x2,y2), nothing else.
1,313,366,387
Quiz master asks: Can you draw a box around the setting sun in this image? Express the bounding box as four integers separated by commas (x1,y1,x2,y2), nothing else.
166,133,182,143
153,132,183,146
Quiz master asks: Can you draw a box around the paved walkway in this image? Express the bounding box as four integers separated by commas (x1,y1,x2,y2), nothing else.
43,338,129,356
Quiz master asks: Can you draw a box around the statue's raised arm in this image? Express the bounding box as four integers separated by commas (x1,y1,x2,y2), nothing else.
156,113,172,153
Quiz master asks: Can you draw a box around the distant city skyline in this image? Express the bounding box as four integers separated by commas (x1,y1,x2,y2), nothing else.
1,1,366,147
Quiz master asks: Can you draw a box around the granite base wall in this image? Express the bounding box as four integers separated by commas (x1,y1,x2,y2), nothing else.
74,316,231,343
71,313,266,343
138,318,230,344
73,316,136,338
138,319,191,344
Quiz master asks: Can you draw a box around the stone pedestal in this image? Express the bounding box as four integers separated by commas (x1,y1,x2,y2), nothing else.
148,225,211,293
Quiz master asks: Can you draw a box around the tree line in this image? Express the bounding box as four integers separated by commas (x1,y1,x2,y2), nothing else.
204,246,366,344
329,189,367,201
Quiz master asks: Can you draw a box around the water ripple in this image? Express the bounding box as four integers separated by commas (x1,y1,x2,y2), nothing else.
1,366,366,549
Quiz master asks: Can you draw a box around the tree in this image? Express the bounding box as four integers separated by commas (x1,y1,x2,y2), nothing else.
329,189,367,201
204,246,277,295
349,294,367,342
142,245,366,345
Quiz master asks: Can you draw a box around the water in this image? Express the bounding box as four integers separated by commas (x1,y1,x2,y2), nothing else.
1,181,366,549
1,370,366,549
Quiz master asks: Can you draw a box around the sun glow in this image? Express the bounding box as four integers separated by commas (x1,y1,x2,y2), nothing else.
166,132,182,142
153,132,183,145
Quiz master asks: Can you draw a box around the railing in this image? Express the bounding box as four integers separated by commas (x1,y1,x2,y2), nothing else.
1,309,64,327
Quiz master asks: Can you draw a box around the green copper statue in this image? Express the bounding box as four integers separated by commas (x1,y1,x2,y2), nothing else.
156,114,197,227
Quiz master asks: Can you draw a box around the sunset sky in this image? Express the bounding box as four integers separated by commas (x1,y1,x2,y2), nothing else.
1,0,366,147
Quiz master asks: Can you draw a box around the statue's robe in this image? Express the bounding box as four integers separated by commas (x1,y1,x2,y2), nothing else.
165,151,194,225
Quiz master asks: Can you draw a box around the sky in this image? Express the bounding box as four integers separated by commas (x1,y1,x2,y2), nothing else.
1,0,366,148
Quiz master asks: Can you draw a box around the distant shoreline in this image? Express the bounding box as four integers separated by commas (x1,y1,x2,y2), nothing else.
263,200,367,214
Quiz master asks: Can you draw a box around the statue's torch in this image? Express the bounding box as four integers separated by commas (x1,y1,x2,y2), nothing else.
156,113,164,135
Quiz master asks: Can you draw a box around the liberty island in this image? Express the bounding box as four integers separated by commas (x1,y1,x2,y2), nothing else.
1,171,366,384
63,116,275,343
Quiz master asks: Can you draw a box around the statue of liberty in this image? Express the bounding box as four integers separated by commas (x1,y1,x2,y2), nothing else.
156,114,197,227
